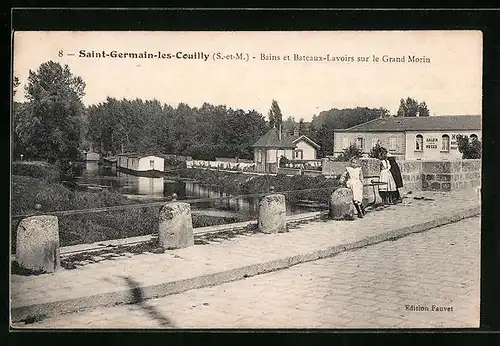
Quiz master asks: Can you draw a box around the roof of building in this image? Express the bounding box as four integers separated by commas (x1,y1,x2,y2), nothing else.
118,153,141,157
292,135,321,149
252,128,320,149
337,115,482,132
118,153,164,159
252,128,297,148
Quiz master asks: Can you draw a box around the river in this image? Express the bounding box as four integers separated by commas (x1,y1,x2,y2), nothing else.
64,162,327,220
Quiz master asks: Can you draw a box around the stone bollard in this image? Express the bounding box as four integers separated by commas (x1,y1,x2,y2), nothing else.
258,194,287,234
16,215,60,273
329,188,356,220
158,202,194,249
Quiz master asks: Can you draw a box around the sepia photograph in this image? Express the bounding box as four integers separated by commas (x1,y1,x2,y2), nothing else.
10,30,482,329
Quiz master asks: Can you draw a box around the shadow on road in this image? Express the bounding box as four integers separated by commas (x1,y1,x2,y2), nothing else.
122,276,176,328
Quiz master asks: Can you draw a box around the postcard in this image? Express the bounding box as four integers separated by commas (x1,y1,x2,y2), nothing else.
11,30,482,329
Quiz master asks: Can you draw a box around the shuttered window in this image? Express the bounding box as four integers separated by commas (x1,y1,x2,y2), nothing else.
389,137,397,151
341,137,349,149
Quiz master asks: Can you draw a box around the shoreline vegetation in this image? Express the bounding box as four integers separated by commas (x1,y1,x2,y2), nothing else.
168,167,338,196
11,162,339,250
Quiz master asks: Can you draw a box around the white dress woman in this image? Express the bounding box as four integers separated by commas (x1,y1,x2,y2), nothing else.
341,159,365,218
379,156,397,204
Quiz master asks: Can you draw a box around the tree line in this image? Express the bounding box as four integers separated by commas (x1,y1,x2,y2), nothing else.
86,99,268,160
12,61,435,164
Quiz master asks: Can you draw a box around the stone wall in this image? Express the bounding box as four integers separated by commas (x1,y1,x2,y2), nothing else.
324,158,480,193
421,160,481,191
321,159,349,176
397,160,423,192
393,159,481,192
359,158,380,178
302,169,323,177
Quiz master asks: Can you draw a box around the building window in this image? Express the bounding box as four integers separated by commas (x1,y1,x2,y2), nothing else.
389,137,397,151
356,137,364,150
150,160,155,168
371,138,378,148
341,137,348,149
295,149,303,160
470,134,478,141
442,134,450,152
415,134,423,151
256,150,262,163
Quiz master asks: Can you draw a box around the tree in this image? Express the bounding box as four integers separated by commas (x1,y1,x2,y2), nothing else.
336,143,363,162
268,99,283,129
418,102,430,117
12,102,27,158
84,99,268,161
369,142,387,159
309,107,386,158
13,76,20,96
456,135,481,159
396,97,430,117
14,61,86,163
298,118,306,135
379,107,391,118
312,124,335,158
282,115,296,135
311,107,387,130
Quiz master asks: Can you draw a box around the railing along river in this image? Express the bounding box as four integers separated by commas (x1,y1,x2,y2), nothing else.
11,187,336,254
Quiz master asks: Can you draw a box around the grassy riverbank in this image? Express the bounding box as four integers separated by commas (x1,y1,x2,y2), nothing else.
11,163,338,251
11,162,159,251
171,168,339,200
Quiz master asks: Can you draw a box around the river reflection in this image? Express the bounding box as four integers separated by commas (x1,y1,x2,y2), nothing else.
66,162,317,217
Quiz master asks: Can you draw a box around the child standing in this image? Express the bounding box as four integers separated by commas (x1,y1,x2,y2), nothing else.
340,157,365,218
378,149,398,204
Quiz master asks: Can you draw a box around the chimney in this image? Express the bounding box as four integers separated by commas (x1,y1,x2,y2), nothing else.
278,123,282,141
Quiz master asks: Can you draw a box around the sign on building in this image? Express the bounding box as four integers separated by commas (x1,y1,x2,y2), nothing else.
425,137,438,149
450,134,458,150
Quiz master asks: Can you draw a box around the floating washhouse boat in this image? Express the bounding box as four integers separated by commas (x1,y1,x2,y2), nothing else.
116,153,165,178
84,150,101,161
101,156,118,169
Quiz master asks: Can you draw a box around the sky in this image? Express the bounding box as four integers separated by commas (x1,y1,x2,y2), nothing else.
13,31,482,121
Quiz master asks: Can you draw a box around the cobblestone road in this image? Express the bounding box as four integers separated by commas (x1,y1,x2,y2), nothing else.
13,216,480,329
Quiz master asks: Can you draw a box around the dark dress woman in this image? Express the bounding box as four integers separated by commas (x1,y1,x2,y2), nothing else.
387,156,403,203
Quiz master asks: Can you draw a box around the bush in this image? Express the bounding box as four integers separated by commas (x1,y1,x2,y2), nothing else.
336,144,363,162
170,168,338,202
11,175,159,251
279,155,290,167
456,135,481,159
12,162,60,182
56,206,159,247
239,173,339,204
163,157,186,170
11,166,341,252
369,142,387,159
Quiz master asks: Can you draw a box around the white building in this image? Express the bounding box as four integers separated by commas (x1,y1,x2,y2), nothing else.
333,115,481,160
252,127,320,173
